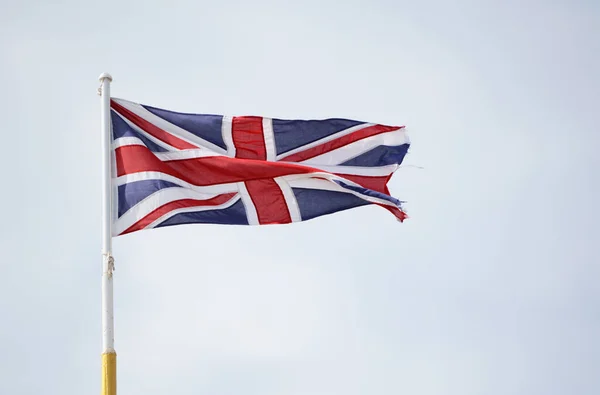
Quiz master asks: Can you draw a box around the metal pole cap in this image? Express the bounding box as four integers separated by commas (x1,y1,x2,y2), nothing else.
98,72,113,82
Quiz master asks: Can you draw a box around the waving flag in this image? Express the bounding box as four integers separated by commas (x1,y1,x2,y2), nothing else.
110,98,410,236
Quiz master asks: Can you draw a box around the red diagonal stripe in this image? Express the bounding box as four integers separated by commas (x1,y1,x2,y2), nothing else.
279,124,402,163
245,179,292,224
111,100,197,150
232,116,266,160
121,193,237,235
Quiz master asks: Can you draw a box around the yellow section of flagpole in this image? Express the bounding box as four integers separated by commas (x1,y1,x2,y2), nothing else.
101,352,117,395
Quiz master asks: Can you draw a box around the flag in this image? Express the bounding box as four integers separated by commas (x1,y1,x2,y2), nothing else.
110,98,410,236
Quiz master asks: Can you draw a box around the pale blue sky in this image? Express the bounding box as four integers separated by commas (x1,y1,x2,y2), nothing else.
1,1,598,394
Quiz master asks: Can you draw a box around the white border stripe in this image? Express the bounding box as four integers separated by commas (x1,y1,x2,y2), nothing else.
237,182,259,225
113,187,229,235
299,130,409,166
112,98,228,155
145,195,241,231
275,123,373,160
114,172,240,194
263,118,276,161
221,116,235,157
113,109,178,151
274,177,301,222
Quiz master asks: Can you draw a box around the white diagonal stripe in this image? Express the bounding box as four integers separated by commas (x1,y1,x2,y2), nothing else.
298,129,409,166
275,123,374,160
113,109,178,151
145,195,241,231
286,176,400,208
113,187,231,235
112,98,227,154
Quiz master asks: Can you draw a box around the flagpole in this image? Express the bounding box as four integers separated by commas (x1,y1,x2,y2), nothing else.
99,72,116,395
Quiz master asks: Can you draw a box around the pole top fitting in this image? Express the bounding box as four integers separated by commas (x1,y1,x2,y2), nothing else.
98,72,113,82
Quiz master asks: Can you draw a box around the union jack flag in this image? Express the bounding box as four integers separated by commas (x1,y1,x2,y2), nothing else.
110,98,410,236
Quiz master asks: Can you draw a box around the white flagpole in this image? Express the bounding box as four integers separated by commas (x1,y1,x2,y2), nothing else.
99,72,116,395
